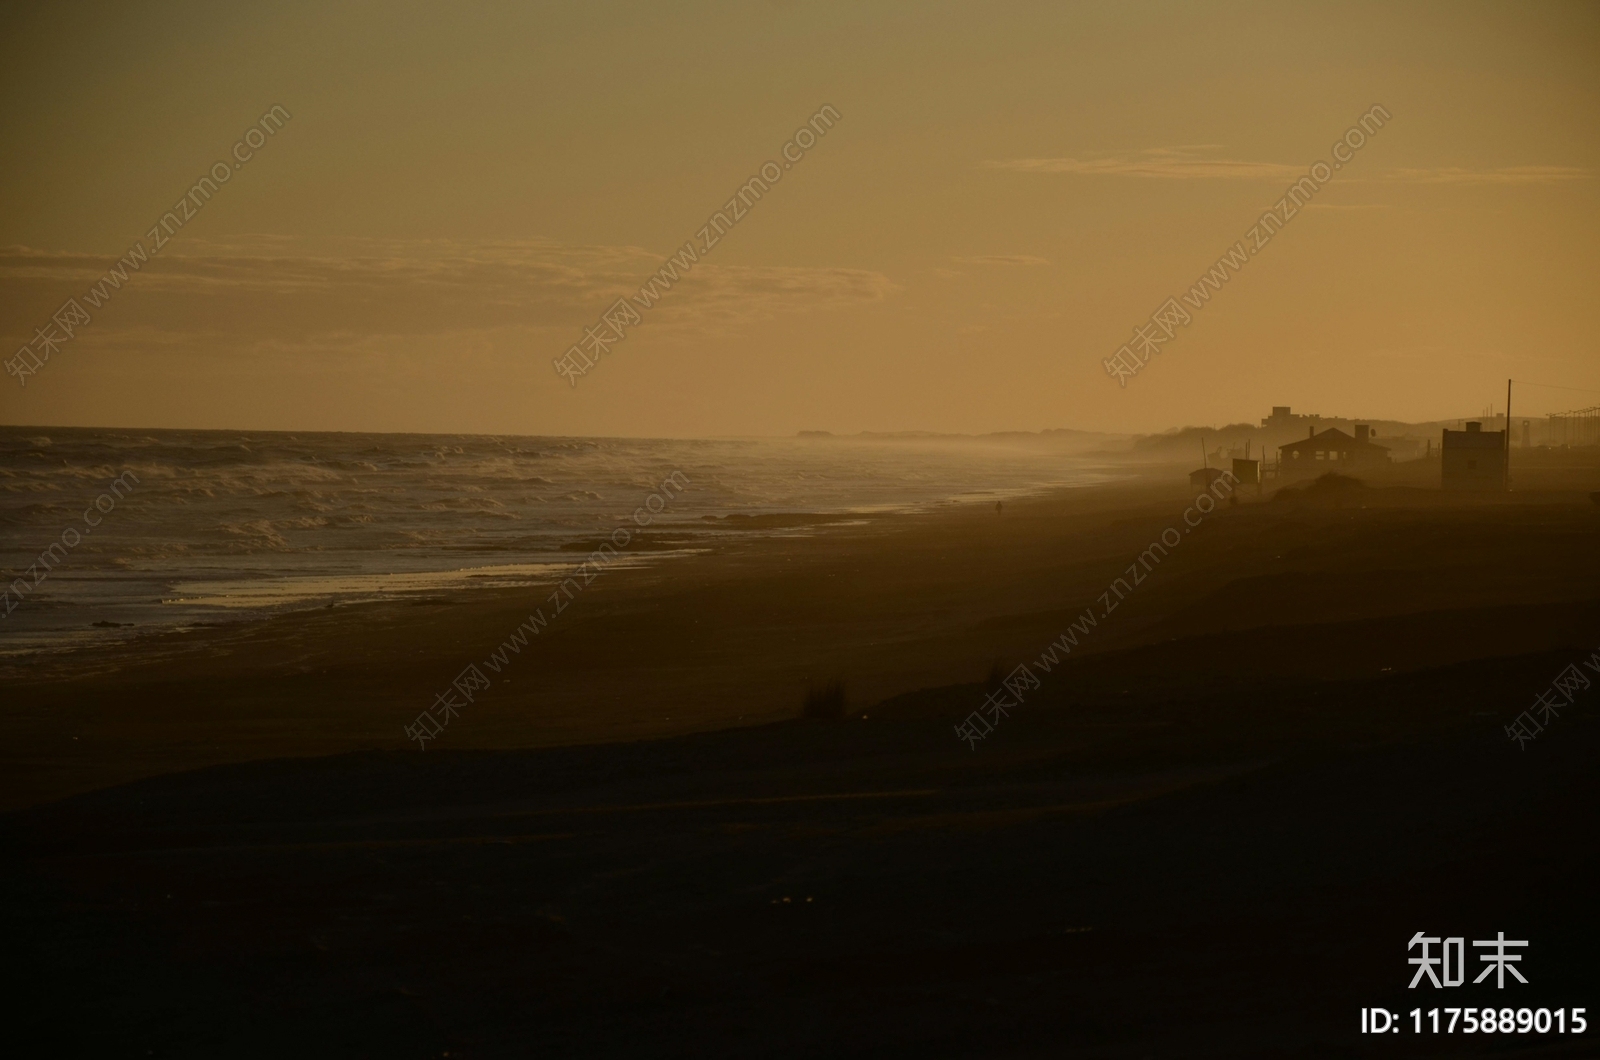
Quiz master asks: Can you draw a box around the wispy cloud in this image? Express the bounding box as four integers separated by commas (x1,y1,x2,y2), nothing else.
986,146,1591,188
0,238,897,346
1378,165,1590,185
984,146,1305,181
950,254,1050,266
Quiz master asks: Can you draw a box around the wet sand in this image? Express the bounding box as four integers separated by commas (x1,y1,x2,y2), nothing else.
6,468,1599,810
6,468,1599,1055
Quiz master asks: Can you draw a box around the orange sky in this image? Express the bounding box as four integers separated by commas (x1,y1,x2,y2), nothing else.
3,0,1597,436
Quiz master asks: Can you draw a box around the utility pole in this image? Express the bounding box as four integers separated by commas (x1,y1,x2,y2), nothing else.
1505,378,1512,491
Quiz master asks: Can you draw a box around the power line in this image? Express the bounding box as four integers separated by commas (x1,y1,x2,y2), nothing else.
1511,379,1600,396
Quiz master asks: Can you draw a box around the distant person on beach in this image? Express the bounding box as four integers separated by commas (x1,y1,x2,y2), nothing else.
995,500,1003,514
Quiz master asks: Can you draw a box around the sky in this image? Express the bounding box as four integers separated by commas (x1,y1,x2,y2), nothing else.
2,0,1598,437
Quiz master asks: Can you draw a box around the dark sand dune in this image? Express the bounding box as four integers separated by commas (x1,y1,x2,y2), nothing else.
8,644,1596,1057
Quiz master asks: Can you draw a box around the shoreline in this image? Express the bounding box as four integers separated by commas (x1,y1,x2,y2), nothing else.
0,425,1131,660
3,473,1138,676
1,475,1171,805
4,470,1597,811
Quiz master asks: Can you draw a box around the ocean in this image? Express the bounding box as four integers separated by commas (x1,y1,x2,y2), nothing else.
0,426,1113,656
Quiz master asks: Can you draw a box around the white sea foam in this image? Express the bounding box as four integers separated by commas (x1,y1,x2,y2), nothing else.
0,427,1114,651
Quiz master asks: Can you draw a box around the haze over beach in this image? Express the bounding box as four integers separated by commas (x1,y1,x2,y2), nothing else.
3,2,1599,1057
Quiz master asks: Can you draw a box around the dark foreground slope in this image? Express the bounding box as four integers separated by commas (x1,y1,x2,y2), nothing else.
6,637,1597,1058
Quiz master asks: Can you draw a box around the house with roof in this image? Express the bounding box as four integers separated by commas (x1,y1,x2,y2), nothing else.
1278,424,1390,477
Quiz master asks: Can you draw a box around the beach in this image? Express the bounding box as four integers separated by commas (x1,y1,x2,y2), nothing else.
6,466,1600,1055
5,466,1598,809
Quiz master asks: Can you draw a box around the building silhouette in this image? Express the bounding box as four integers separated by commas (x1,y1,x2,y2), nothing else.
1278,425,1390,477
1260,406,1321,431
1441,421,1506,490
